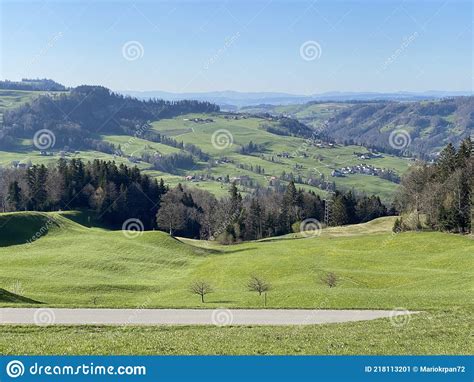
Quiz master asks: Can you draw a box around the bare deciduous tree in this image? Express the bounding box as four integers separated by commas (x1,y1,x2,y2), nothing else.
156,188,187,235
189,280,213,303
247,275,272,306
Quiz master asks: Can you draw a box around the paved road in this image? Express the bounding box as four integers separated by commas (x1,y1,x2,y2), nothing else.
0,308,415,326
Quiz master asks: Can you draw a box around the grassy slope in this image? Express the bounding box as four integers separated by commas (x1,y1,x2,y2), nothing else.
0,212,471,310
242,102,353,130
0,211,471,355
150,113,410,200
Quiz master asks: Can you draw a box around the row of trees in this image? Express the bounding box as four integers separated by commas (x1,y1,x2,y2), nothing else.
1,159,390,242
396,138,473,233
1,159,167,229
189,273,338,304
190,276,272,304
156,180,389,241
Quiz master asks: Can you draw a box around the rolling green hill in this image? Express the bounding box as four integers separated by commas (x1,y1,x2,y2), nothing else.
149,113,410,199
242,102,353,130
0,95,412,199
0,211,471,310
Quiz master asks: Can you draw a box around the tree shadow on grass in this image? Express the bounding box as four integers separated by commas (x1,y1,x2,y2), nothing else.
0,289,42,304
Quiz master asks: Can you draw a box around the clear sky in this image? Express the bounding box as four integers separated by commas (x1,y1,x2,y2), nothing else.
0,0,472,94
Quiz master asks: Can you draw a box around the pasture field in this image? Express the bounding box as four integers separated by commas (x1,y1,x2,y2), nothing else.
0,211,471,355
0,212,471,310
0,211,474,355
150,113,411,200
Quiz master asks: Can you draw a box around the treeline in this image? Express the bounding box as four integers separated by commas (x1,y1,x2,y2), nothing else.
1,85,219,150
140,131,209,161
263,116,315,139
1,159,166,229
150,153,196,174
156,181,388,242
0,78,66,91
396,138,473,233
240,141,265,155
0,159,390,242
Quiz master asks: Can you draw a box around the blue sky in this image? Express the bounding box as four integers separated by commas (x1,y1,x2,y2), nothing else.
0,0,472,94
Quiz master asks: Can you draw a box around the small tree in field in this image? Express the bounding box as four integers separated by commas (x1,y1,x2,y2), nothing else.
247,276,271,306
189,281,213,303
321,272,338,288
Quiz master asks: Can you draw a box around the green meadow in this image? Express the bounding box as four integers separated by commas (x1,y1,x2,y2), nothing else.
0,212,471,310
0,211,472,355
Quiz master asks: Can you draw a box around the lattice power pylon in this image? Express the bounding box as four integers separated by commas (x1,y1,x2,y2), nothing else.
323,189,336,227
324,199,331,226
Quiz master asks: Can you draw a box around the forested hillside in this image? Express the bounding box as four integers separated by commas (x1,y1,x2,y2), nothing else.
0,78,66,91
396,138,473,233
0,86,219,150
247,98,474,158
325,98,473,158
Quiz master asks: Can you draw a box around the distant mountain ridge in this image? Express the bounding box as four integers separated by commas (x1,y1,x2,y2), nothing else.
120,89,473,108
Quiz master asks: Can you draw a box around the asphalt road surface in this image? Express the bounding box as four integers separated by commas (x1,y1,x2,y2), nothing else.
0,308,415,326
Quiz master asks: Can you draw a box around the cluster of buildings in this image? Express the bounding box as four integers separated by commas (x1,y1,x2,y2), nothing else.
11,160,31,169
331,164,389,178
314,142,335,149
223,114,248,120
184,117,214,123
39,149,79,158
353,151,383,160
